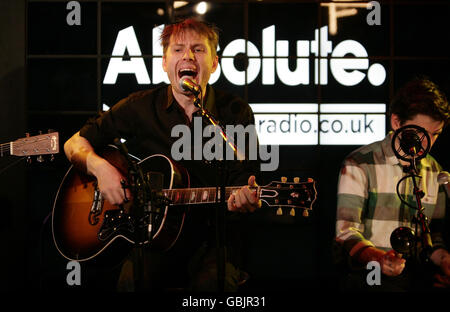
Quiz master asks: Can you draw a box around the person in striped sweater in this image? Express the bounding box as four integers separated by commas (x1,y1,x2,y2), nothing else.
335,78,450,291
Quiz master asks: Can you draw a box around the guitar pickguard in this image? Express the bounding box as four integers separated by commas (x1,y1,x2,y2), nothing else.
98,209,135,242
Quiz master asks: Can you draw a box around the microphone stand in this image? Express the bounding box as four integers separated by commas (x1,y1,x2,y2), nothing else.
192,91,244,292
401,157,433,265
391,125,433,264
114,139,153,291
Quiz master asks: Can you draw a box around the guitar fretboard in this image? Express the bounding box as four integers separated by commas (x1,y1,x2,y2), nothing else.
162,186,259,205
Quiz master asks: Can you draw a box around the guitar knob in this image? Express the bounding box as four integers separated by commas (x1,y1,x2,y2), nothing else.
281,177,287,183
307,178,314,183
294,177,300,183
290,208,295,217
276,207,283,216
303,209,309,217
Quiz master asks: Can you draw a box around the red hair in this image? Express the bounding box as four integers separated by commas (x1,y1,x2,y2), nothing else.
160,18,219,57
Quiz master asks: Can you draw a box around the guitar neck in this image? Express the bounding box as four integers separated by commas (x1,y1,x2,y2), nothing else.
162,186,256,205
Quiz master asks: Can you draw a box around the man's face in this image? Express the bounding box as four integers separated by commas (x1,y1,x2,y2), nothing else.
163,30,218,98
391,113,444,152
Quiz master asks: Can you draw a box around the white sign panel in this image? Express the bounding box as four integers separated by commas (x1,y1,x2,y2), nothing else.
251,103,386,145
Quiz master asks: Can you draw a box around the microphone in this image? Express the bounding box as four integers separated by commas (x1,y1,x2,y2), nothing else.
391,124,430,162
399,129,422,156
179,78,201,96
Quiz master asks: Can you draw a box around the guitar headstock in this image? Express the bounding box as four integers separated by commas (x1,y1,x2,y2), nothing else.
260,177,317,217
11,131,60,159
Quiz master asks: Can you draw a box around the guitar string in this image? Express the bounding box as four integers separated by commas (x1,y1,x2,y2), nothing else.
164,185,312,205
166,186,242,204
0,157,27,175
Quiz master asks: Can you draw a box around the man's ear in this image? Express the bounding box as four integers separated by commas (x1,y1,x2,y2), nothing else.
162,55,167,72
390,114,402,131
211,55,219,73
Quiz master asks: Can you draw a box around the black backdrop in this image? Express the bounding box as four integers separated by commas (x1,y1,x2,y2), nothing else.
1,0,449,294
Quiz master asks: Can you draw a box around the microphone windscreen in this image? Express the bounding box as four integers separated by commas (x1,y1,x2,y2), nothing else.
179,78,200,94
399,129,422,156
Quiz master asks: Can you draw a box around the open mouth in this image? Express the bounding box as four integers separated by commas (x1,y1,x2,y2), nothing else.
178,68,198,80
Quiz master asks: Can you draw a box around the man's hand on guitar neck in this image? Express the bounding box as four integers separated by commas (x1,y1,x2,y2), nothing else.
227,175,262,213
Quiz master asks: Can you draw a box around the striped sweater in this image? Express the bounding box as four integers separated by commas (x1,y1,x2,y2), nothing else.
336,133,447,259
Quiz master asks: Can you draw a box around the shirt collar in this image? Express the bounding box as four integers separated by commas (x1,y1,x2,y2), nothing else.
381,131,400,166
165,84,217,117
165,85,175,109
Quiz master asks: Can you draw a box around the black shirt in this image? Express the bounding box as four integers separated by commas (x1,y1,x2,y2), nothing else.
79,85,261,270
80,84,260,187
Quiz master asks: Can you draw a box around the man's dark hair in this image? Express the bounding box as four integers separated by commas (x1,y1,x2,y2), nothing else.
389,78,450,126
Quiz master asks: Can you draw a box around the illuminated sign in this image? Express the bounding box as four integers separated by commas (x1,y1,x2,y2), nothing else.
103,24,387,145
250,103,386,145
103,25,386,87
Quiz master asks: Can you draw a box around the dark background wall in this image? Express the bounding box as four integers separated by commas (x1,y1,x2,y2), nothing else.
0,0,27,292
1,0,449,292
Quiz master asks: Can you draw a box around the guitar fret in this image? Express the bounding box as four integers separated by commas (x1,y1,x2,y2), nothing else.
174,190,181,204
197,189,202,203
207,188,213,203
201,189,207,202
182,190,188,203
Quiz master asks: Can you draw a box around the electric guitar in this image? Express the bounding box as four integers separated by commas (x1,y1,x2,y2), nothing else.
0,132,59,159
52,147,317,262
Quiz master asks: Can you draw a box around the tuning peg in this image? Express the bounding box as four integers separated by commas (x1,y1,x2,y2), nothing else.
276,207,283,216
27,156,32,164
25,132,30,138
281,177,287,183
290,208,295,216
294,177,300,183
37,155,44,163
303,209,309,217
50,154,55,161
